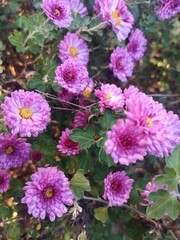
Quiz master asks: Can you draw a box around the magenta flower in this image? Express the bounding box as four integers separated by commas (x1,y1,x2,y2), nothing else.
124,85,139,100
1,90,51,137
72,110,90,129
70,0,88,18
0,132,31,170
55,59,90,94
95,84,125,112
21,167,74,221
105,119,147,165
127,29,147,61
110,47,134,82
57,88,76,107
125,91,180,157
58,33,89,65
157,0,180,21
94,0,134,41
41,0,73,28
141,177,167,206
0,170,11,193
57,128,80,156
103,171,134,206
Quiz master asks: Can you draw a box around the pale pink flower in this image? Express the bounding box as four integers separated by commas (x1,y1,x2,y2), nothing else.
70,0,88,18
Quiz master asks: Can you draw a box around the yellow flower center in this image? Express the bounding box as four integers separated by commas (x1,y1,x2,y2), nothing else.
19,108,33,119
5,146,14,155
83,88,92,98
69,46,79,58
54,9,61,17
146,117,153,127
111,10,121,26
45,188,54,198
105,93,111,100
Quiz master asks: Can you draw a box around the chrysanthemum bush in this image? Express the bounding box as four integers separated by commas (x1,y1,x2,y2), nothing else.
0,0,180,239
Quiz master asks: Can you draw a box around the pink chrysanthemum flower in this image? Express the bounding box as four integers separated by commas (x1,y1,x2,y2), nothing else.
125,91,180,157
57,128,80,156
21,167,74,221
127,29,147,61
95,84,125,112
103,171,134,206
72,110,90,129
124,85,139,100
1,90,51,137
157,0,180,21
70,0,88,18
41,0,73,28
81,78,94,98
109,47,134,82
58,33,89,65
55,59,90,94
0,133,31,170
94,0,134,41
140,177,167,206
0,170,11,193
105,119,147,165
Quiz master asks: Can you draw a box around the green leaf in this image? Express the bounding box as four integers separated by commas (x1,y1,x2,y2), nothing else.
147,190,180,220
78,231,87,240
0,205,11,218
27,73,46,91
77,151,94,173
155,168,177,191
8,30,25,53
6,222,20,239
70,169,91,198
94,206,109,223
98,148,114,167
166,145,180,178
70,126,95,149
99,109,117,131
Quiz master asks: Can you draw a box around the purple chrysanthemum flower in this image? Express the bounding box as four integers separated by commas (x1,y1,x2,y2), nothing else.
127,29,147,61
55,59,90,94
140,177,167,206
0,132,31,170
94,0,134,41
57,88,76,107
1,90,51,137
57,128,80,156
0,170,11,193
109,47,134,82
58,33,89,65
41,0,73,28
157,0,180,21
105,119,147,165
81,78,94,98
95,84,125,112
21,167,74,221
103,171,134,206
124,85,139,100
72,110,90,129
70,0,88,18
125,91,180,157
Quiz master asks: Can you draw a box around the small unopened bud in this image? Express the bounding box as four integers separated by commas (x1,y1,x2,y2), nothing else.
31,150,43,162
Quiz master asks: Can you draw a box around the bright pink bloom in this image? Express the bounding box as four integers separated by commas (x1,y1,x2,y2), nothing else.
94,0,134,41
1,90,51,137
127,29,147,61
105,119,147,165
21,167,74,221
157,0,180,20
41,0,72,28
57,128,80,156
72,110,90,129
0,170,11,193
59,33,89,65
95,84,125,112
103,171,134,206
70,0,88,17
0,133,31,170
55,59,90,94
109,47,134,82
125,91,180,157
141,177,167,206
124,85,139,100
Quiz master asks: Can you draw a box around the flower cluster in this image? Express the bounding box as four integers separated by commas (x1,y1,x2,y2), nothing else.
21,167,74,221
105,86,180,165
1,90,51,137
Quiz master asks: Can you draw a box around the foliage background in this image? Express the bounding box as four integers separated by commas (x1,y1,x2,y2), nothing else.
0,0,179,239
